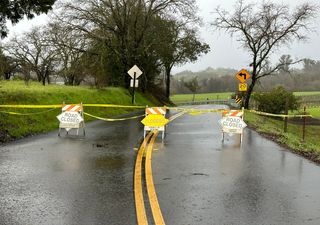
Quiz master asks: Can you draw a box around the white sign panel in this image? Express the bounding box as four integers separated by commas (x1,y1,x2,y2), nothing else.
144,126,165,132
219,116,247,134
57,111,84,129
130,79,139,87
127,65,143,78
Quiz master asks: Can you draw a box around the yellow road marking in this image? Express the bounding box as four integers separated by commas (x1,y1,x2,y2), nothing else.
169,111,186,122
145,131,166,225
134,132,153,225
134,110,185,225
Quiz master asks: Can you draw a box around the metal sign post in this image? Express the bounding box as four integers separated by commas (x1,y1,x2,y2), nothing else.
127,65,143,105
132,72,136,104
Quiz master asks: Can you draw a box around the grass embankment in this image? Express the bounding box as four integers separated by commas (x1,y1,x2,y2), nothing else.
245,111,320,163
0,81,159,142
171,92,233,103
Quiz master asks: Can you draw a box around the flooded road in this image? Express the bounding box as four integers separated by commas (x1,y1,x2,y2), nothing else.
0,119,143,225
154,105,320,225
1,105,320,225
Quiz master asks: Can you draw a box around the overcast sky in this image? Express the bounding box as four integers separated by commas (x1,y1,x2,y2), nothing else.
5,0,320,74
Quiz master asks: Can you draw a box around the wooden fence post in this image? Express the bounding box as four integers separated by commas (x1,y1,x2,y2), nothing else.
284,98,289,133
302,106,307,142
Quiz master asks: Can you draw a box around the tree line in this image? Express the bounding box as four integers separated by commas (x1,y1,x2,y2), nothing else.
0,0,318,107
0,0,209,100
171,57,320,94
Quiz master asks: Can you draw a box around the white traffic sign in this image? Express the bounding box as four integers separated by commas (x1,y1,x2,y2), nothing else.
127,65,143,78
57,111,84,128
130,79,139,87
219,116,247,134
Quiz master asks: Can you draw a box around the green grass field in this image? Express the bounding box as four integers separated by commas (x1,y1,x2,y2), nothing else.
308,107,320,118
171,91,320,118
170,92,233,103
294,91,320,96
171,91,320,103
0,81,159,142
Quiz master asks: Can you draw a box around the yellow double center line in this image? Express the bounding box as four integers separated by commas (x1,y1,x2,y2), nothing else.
134,111,186,225
145,131,165,225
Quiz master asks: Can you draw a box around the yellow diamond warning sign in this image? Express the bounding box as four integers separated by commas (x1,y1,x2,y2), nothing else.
236,69,250,83
239,83,248,92
141,114,169,127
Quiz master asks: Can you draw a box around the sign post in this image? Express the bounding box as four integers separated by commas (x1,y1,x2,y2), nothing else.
127,65,143,105
132,72,136,104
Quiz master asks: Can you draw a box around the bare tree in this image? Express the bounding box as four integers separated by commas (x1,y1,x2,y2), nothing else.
47,22,88,85
184,77,200,102
212,0,318,109
279,55,293,73
0,48,17,80
4,27,57,85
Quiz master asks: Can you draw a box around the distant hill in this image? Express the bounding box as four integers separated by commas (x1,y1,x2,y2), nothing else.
171,65,320,94
173,67,237,81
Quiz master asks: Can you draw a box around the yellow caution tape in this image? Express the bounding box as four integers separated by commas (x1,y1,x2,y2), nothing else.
83,104,146,109
248,110,313,118
83,112,145,122
0,104,146,109
168,107,226,114
0,108,58,116
0,104,62,108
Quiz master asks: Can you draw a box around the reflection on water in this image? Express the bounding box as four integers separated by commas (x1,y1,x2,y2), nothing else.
94,156,126,170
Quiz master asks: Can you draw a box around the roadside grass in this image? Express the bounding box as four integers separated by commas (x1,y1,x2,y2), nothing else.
294,91,320,96
170,92,233,103
0,81,159,142
244,111,320,161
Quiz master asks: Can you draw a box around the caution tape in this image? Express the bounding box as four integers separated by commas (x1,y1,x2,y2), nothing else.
0,104,62,109
83,104,146,109
167,107,226,114
0,108,58,116
83,112,145,122
0,104,146,109
248,110,313,118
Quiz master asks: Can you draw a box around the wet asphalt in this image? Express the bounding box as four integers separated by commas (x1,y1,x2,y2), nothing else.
0,119,144,225
0,104,320,225
154,105,320,225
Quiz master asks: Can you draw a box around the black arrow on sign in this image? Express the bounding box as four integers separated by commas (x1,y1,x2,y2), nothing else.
239,73,247,80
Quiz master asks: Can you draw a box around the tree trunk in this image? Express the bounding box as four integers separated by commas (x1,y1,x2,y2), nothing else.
4,72,11,80
165,66,171,100
244,78,256,109
46,74,50,84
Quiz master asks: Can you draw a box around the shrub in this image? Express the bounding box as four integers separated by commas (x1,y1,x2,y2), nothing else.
252,86,300,114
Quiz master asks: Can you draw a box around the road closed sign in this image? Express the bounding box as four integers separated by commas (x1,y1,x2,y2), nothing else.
141,114,169,128
57,111,84,128
219,116,247,134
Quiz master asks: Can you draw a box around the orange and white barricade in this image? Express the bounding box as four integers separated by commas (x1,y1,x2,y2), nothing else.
143,107,167,139
57,103,85,136
220,108,246,143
